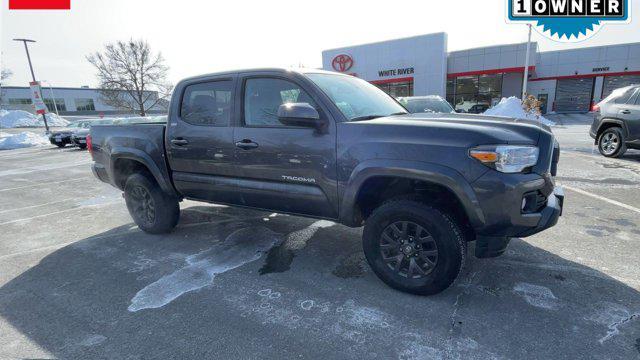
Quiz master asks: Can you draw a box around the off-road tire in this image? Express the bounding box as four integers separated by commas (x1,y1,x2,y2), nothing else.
598,127,627,158
124,173,180,234
363,199,465,295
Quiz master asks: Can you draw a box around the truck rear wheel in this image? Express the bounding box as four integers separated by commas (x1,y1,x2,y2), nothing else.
124,173,180,234
363,200,465,295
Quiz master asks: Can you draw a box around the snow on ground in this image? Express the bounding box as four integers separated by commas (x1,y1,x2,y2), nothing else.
484,97,555,126
0,131,50,150
0,109,69,128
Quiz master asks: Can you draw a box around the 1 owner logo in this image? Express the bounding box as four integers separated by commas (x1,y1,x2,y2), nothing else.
507,0,630,41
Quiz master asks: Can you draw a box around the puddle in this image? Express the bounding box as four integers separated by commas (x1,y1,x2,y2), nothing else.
128,226,282,312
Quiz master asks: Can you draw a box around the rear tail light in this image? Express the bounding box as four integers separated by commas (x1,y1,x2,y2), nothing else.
591,103,600,112
86,134,93,155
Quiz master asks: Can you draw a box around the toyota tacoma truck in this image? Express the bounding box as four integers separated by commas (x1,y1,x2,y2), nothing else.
89,68,563,295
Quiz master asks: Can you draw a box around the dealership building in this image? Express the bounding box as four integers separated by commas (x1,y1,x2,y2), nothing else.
322,33,640,113
0,86,165,116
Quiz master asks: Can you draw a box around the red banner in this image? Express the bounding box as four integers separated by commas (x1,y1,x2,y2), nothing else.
9,0,70,9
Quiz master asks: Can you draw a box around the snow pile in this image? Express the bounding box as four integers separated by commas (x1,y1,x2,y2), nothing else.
483,97,555,126
0,109,69,128
0,131,50,150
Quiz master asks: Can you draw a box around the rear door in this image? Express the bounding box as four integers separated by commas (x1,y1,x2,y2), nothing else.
166,76,240,203
621,88,640,139
232,72,338,218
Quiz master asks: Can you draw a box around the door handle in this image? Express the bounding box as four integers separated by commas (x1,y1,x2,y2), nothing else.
620,109,631,114
171,138,189,146
235,139,259,150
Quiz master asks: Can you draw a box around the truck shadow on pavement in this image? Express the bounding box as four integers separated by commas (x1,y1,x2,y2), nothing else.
1,205,639,359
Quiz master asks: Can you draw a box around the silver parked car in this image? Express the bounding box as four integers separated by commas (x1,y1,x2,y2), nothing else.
590,85,640,157
397,96,455,114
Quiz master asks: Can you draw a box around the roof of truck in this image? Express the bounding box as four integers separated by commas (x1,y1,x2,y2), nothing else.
179,68,342,82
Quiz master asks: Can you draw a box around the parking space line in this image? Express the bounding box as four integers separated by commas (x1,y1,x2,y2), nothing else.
0,177,90,192
563,185,640,214
0,161,91,177
0,201,121,226
0,198,77,214
562,150,640,168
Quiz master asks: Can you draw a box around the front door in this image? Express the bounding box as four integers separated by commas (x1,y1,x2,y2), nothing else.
166,77,240,203
232,75,338,219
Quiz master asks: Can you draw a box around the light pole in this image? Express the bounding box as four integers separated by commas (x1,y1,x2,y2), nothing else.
522,24,532,100
13,38,49,132
42,80,60,116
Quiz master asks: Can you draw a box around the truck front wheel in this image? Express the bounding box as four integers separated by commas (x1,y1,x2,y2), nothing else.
363,200,465,295
124,173,180,234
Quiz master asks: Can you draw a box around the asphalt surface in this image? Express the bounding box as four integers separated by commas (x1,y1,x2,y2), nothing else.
1,120,640,359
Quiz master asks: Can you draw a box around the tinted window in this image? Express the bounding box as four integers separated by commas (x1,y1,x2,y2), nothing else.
244,78,316,126
181,81,232,126
614,88,637,104
630,88,640,105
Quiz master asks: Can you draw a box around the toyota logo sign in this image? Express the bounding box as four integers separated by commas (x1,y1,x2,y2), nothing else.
331,54,353,72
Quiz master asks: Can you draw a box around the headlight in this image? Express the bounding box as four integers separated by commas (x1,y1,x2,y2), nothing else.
470,145,539,173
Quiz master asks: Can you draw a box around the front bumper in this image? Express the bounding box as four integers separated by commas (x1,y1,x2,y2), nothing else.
472,170,564,258
517,186,563,237
49,134,72,145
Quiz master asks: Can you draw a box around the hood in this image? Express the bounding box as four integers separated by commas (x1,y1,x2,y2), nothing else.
349,112,551,145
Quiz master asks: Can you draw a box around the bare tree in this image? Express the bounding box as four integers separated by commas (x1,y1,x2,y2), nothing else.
0,68,11,82
87,39,172,116
0,67,12,104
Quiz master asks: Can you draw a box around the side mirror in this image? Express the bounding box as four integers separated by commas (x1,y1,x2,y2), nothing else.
278,103,323,128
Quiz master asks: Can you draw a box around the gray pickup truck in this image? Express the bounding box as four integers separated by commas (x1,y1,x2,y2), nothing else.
89,68,563,295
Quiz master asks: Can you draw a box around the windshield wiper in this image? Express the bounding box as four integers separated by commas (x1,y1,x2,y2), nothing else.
350,112,408,122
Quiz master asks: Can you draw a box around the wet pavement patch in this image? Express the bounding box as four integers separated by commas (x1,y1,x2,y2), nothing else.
332,252,367,279
260,244,295,275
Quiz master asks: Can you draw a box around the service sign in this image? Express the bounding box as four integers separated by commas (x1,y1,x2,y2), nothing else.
29,81,48,115
507,0,630,42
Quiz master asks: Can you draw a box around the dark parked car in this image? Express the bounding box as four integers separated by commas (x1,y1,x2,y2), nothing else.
48,120,93,147
397,96,454,114
590,84,640,157
89,68,563,295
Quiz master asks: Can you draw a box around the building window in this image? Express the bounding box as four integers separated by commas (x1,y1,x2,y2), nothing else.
44,98,67,112
8,98,32,105
374,80,413,98
446,74,503,113
75,98,95,111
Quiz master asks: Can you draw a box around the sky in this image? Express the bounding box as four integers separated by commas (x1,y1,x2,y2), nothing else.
1,0,639,88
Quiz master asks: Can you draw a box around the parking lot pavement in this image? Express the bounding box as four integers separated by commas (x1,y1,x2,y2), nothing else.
1,127,639,359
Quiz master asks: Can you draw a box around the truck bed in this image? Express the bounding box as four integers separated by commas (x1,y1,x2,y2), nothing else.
90,123,176,195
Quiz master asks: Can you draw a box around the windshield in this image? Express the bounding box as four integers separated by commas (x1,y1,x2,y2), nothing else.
306,73,407,121
401,98,454,113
